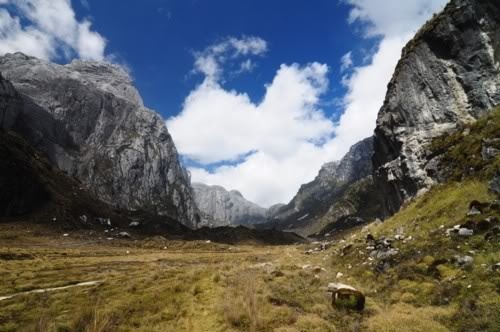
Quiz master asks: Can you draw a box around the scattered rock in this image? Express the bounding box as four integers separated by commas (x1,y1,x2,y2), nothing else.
79,215,87,223
341,244,353,255
492,263,500,272
63,234,69,237
454,255,474,267
490,172,500,195
128,221,140,227
96,218,111,227
366,234,375,242
119,232,131,239
395,234,405,240
458,228,474,237
485,226,500,241
313,266,325,273
327,283,365,311
467,206,481,216
336,272,344,279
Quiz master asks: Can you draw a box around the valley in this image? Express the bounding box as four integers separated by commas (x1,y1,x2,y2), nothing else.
1,0,500,330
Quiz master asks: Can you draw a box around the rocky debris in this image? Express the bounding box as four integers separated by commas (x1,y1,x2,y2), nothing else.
485,226,500,241
96,218,112,227
336,272,344,279
493,263,500,272
453,255,474,268
467,207,482,216
366,235,399,261
490,172,500,195
373,0,500,217
0,52,199,228
327,283,365,311
458,228,474,237
481,139,500,160
128,222,140,227
192,183,267,227
304,241,332,255
118,232,131,239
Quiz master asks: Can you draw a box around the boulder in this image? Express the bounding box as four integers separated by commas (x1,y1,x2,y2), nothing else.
454,255,474,267
119,232,132,239
327,283,365,311
458,228,474,237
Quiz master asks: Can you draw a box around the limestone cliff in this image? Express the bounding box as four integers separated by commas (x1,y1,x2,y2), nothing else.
0,53,200,228
192,183,267,227
373,0,500,216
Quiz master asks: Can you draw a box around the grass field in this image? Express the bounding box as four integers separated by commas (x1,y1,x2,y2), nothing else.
1,179,499,332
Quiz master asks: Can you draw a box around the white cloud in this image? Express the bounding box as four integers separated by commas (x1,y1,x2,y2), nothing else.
346,0,447,38
0,0,107,61
340,51,353,72
192,36,267,81
170,1,448,207
337,0,448,156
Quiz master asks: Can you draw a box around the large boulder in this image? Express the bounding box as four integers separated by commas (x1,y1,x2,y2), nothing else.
327,283,365,311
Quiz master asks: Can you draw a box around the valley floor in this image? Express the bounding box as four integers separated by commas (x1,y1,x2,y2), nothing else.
1,181,499,332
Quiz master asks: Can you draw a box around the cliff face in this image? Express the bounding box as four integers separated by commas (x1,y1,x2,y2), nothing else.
265,137,381,236
373,0,500,216
0,53,200,228
192,183,267,227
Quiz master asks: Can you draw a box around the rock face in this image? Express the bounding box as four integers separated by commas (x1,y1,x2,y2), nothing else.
264,137,381,236
192,183,267,227
373,0,500,216
0,53,200,228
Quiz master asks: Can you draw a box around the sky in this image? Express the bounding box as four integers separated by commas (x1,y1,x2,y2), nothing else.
0,0,449,207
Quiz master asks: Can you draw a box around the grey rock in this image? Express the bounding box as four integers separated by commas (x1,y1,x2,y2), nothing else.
458,228,474,237
118,231,131,239
192,182,267,227
264,137,380,235
0,73,22,130
128,222,140,227
373,0,500,216
481,138,500,160
454,255,474,267
0,53,200,228
467,207,482,216
490,171,500,195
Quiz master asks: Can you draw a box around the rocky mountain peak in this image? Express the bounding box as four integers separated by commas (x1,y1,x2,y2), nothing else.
373,0,500,216
0,53,200,228
192,182,267,227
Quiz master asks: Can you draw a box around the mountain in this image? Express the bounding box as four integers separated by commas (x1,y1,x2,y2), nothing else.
264,137,382,236
373,0,500,217
192,182,267,227
0,53,200,228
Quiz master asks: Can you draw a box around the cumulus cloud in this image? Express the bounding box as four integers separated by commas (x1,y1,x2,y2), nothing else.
192,36,267,81
340,51,353,72
337,0,448,156
169,1,448,207
0,0,107,61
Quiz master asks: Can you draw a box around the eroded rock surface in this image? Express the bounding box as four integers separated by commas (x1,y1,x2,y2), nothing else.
0,53,200,228
192,183,267,227
373,0,500,216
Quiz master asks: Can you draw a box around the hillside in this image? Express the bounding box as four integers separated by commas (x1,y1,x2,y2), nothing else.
263,137,381,236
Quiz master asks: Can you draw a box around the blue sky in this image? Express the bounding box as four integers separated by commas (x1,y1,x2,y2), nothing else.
73,0,367,120
0,0,448,206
